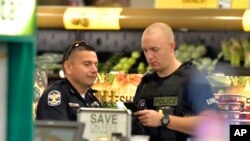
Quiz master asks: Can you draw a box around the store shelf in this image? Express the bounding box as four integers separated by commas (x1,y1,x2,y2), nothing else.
37,6,246,31
215,62,250,76
36,6,250,76
37,29,250,53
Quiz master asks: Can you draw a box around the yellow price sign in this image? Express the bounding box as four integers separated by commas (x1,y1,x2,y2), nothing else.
232,0,249,9
63,7,122,30
155,0,218,9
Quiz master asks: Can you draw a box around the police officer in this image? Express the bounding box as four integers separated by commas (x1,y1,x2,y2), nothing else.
36,40,101,121
132,23,219,141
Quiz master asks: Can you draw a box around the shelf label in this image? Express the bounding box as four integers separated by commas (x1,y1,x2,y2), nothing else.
219,0,249,9
0,0,35,36
63,7,122,30
155,0,218,9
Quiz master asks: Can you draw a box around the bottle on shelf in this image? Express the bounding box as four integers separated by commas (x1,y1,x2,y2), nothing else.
102,90,111,108
110,90,117,109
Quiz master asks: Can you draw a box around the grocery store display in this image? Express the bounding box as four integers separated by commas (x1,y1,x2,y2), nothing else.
110,90,118,108
221,37,250,67
208,75,250,125
207,76,231,88
33,71,48,119
102,90,111,108
98,53,122,73
215,93,249,125
175,43,222,74
36,53,63,73
35,38,248,78
112,51,141,73
93,73,142,102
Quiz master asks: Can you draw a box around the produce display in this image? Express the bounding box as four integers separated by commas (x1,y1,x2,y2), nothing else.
208,75,250,125
99,43,222,74
98,51,150,74
221,37,250,67
175,43,222,74
36,38,250,75
36,53,63,73
112,50,141,73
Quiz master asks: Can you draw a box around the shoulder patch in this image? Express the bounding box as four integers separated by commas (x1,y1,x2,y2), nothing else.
48,90,61,106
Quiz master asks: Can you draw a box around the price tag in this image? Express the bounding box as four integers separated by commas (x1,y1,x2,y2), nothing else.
218,0,231,8
155,0,218,9
0,0,35,36
77,108,131,141
63,7,122,30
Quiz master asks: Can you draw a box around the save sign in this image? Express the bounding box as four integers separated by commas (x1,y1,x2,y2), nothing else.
77,108,131,141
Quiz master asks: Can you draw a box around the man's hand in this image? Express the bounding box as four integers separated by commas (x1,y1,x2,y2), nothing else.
134,109,164,127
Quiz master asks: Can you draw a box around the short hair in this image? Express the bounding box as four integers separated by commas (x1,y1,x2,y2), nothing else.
62,40,96,65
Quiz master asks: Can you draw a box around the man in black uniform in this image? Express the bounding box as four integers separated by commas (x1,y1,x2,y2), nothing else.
36,41,101,121
132,23,219,141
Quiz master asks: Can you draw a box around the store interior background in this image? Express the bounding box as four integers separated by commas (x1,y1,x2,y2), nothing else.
2,0,250,141
36,0,250,82
35,0,250,123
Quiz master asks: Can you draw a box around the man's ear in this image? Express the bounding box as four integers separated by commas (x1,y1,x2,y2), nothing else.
169,41,176,53
63,61,72,74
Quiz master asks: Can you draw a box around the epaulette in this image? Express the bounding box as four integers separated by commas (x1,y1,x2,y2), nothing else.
177,60,198,77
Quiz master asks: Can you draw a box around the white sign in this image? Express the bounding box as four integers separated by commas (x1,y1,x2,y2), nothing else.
0,0,35,35
77,108,131,141
0,43,7,141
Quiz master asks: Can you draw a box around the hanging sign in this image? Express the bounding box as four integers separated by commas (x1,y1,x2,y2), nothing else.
231,0,249,9
77,108,131,141
63,7,122,30
155,0,218,9
0,0,36,36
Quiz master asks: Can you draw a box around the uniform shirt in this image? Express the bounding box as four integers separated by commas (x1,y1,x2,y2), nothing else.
36,78,101,121
132,61,218,141
152,69,218,116
184,71,218,115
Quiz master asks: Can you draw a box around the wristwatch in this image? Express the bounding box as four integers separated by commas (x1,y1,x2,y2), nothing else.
161,113,170,127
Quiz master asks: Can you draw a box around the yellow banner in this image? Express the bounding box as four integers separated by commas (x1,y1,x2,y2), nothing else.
232,0,249,9
155,0,218,9
92,73,142,102
63,7,122,30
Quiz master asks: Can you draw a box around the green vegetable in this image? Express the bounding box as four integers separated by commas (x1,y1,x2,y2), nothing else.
207,76,231,87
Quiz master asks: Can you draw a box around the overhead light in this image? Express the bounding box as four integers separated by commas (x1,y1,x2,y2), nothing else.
242,9,250,31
